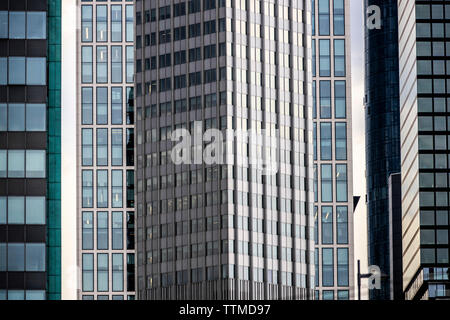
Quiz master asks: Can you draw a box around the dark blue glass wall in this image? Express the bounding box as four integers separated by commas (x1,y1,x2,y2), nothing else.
364,0,401,300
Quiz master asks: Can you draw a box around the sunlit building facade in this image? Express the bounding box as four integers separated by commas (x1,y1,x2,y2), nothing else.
311,0,354,300
77,0,136,300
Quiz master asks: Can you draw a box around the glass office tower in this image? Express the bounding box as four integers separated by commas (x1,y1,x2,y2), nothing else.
312,0,354,300
399,0,450,300
0,0,62,300
364,0,401,300
77,0,136,300
135,0,315,300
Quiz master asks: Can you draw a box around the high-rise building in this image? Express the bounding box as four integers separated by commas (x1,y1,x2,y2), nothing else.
398,0,450,300
364,0,402,299
0,0,61,300
311,0,354,300
77,0,136,300
134,0,315,300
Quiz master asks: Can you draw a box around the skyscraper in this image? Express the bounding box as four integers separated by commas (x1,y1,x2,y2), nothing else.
134,0,315,300
364,0,402,299
0,0,61,300
398,0,450,300
77,0,136,300
311,0,354,300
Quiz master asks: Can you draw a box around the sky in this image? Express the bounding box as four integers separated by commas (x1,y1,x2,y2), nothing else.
350,0,369,299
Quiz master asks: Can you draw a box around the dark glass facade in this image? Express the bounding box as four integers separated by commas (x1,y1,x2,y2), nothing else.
0,0,61,300
364,0,401,300
401,0,450,300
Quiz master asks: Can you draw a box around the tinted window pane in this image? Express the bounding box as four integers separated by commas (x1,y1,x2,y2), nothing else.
8,150,25,178
9,12,25,38
8,197,24,224
0,58,6,85
8,57,25,84
26,104,46,131
27,12,46,39
26,150,46,178
27,58,46,85
0,197,6,224
0,11,7,38
26,197,46,225
26,243,45,271
8,243,25,271
0,151,6,179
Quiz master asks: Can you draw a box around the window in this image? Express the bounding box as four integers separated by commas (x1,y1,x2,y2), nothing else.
82,170,93,208
320,123,332,160
111,88,122,124
26,104,46,131
112,170,123,208
113,254,124,292
82,88,93,125
97,170,108,208
111,5,122,42
97,46,108,83
0,152,5,178
0,242,5,270
111,129,123,168
321,164,333,202
8,57,25,84
96,87,108,125
318,0,330,35
338,248,349,286
96,5,107,42
81,6,93,42
333,0,345,35
319,39,330,76
27,12,46,39
334,39,346,76
82,211,94,250
82,46,93,83
111,46,122,83
322,248,334,286
9,11,25,39
0,59,5,85
7,103,25,131
126,46,134,83
26,244,45,271
126,5,134,42
321,206,333,244
335,81,346,118
97,254,109,292
8,197,24,224
126,87,134,125
336,164,348,202
97,211,108,250
7,150,24,178
0,11,7,38
320,81,331,119
82,129,93,166
126,128,134,166
335,123,347,160
5,57,46,86
97,128,108,166
8,243,25,271
337,206,348,244
112,212,123,250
